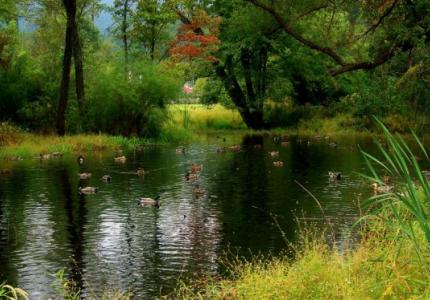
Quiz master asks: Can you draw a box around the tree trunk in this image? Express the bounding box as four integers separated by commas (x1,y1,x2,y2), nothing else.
57,0,76,136
150,27,155,61
215,57,265,130
122,0,129,71
73,23,85,115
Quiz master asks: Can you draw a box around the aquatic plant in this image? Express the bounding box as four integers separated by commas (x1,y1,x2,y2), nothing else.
0,282,28,300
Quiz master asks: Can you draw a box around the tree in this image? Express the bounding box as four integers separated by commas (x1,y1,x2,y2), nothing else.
132,0,176,61
170,9,221,63
111,0,135,70
245,0,430,76
57,0,89,135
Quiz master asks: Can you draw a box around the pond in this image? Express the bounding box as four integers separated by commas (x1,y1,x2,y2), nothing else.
0,134,376,299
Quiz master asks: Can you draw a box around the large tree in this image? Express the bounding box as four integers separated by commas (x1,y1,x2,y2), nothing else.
56,0,86,135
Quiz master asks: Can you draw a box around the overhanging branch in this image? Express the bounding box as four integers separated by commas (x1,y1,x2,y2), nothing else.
245,0,399,76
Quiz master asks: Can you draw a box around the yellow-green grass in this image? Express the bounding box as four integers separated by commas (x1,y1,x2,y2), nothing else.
169,218,430,300
0,133,149,159
167,104,247,131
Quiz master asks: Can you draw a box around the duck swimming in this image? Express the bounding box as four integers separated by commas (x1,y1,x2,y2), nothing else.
139,196,160,207
191,163,203,173
192,185,206,198
77,155,85,165
228,145,241,152
78,172,92,180
79,187,98,194
185,171,198,181
40,153,51,160
269,151,279,158
273,161,284,167
114,156,127,163
102,175,112,182
328,171,342,180
137,168,145,176
51,152,63,157
372,183,393,194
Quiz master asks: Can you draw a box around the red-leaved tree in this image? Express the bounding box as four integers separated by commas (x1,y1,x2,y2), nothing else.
170,10,221,62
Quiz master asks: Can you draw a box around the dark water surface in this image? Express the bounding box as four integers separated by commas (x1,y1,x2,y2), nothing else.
0,134,376,299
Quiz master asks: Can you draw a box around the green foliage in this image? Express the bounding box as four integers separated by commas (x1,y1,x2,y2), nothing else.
86,61,181,137
195,77,234,108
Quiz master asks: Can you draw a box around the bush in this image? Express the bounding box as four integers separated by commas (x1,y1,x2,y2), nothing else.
86,62,181,137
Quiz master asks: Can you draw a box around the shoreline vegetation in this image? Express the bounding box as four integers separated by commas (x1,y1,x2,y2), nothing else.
0,104,423,159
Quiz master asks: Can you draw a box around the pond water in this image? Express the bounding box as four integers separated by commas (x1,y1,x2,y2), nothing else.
0,134,376,299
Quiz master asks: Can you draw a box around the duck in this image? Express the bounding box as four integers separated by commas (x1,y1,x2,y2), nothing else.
422,171,430,180
281,141,289,147
371,183,393,194
269,151,279,158
136,168,145,176
101,175,112,182
4,155,22,161
328,171,342,180
40,153,51,160
185,171,198,181
176,147,185,154
139,196,160,207
114,155,127,163
192,185,206,198
78,172,92,180
217,147,226,153
79,186,98,194
273,161,284,167
191,163,203,173
328,142,337,148
383,175,392,184
77,155,85,165
51,152,63,157
228,145,241,152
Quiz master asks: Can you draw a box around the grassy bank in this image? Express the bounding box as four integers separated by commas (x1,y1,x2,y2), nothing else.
0,105,416,159
170,219,430,299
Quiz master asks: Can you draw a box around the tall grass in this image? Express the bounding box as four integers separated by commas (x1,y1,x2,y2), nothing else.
361,117,430,257
168,104,246,131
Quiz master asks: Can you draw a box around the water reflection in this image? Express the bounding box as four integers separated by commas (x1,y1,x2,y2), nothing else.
0,134,373,298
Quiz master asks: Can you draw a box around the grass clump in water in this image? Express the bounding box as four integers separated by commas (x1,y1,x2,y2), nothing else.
0,282,28,300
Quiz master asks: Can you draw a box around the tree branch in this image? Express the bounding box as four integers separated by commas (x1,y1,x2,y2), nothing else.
359,0,400,39
294,3,329,20
246,0,346,66
246,0,401,76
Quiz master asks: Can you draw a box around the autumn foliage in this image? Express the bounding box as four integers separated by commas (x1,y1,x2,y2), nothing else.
170,10,221,62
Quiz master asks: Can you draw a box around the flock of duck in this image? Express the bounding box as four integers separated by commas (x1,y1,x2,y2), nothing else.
4,134,430,203
74,152,209,208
